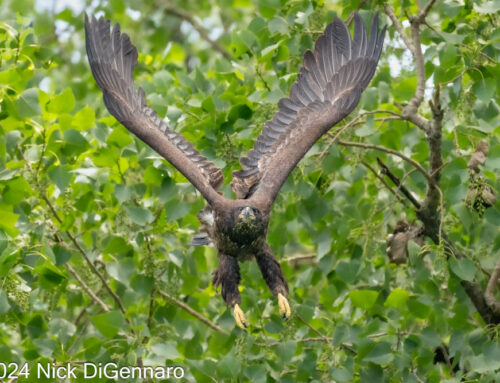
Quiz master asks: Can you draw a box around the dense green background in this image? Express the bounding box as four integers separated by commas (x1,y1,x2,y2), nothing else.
0,0,499,381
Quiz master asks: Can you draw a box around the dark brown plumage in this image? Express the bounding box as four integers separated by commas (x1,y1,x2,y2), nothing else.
85,12,386,328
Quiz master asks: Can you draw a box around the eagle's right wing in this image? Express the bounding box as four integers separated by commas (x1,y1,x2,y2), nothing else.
85,14,225,206
231,13,386,209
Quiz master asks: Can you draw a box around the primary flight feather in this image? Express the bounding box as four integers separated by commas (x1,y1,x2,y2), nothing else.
85,11,386,328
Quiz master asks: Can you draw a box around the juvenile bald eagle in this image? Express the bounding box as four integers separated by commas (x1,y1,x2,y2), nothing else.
85,12,385,328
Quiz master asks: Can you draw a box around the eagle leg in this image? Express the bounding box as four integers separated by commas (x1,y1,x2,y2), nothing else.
256,244,290,319
213,253,247,328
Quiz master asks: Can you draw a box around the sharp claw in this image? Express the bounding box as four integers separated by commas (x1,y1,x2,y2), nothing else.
278,293,291,320
233,304,248,329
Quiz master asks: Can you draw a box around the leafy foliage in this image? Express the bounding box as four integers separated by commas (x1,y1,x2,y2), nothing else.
0,0,499,382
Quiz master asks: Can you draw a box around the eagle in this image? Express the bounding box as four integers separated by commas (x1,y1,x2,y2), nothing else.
85,11,386,329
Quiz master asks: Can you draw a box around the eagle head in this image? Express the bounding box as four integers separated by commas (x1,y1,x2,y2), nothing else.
222,206,265,245
237,206,257,222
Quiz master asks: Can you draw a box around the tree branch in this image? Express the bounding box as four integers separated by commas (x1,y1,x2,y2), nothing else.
380,5,499,326
338,139,432,183
377,157,421,209
407,21,426,112
164,7,232,60
384,3,431,132
484,254,500,316
158,290,229,335
417,0,438,22
19,148,133,333
417,86,444,241
44,194,131,324
361,160,410,207
383,4,414,54
66,264,110,313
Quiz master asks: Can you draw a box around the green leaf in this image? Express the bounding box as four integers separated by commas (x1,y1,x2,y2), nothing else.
449,258,476,281
0,209,19,236
16,88,41,118
364,342,394,364
349,289,379,310
124,205,154,225
48,165,72,191
27,314,49,338
407,298,430,319
2,176,32,205
144,165,164,186
275,340,296,362
37,263,67,288
268,17,288,34
217,354,241,378
472,80,495,103
385,288,410,309
91,311,126,338
107,259,135,286
130,275,154,298
47,88,75,113
474,0,500,14
228,104,253,121
484,208,500,226
439,44,460,67
107,126,134,147
73,105,95,130
394,77,417,101
165,42,185,64
151,341,180,360
0,290,11,315
64,129,89,148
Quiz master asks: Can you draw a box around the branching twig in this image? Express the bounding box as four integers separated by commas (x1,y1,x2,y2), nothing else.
408,21,426,112
164,7,232,60
66,264,110,313
345,0,368,26
158,290,229,335
417,0,438,22
18,148,133,333
338,139,432,184
383,4,414,54
361,160,409,207
282,254,316,263
377,157,421,209
384,3,430,131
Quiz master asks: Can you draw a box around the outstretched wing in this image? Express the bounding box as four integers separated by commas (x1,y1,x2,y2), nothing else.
231,13,386,209
85,14,224,206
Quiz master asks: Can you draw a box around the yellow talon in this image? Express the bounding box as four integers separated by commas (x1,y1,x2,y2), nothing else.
278,293,291,319
233,304,248,329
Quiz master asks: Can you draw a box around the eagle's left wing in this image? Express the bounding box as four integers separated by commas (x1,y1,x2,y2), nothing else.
231,13,386,209
85,14,225,207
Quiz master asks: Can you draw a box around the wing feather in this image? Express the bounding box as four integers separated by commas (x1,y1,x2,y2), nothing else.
85,14,224,204
231,12,386,204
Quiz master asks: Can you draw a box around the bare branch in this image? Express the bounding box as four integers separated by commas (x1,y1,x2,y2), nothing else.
55,208,130,323
158,290,229,335
383,4,414,53
384,3,431,131
19,148,133,332
407,21,426,112
484,255,500,315
346,0,368,26
66,264,110,313
418,0,438,22
337,139,432,184
164,7,232,60
377,157,422,209
418,86,444,240
361,160,410,207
